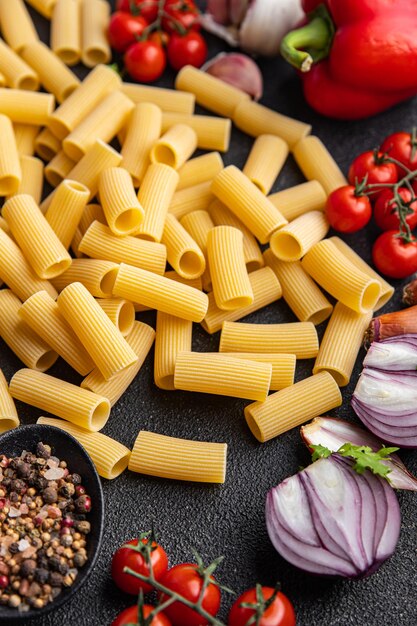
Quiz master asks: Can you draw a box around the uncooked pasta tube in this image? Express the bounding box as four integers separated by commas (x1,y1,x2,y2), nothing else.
26,0,57,18
129,430,227,484
0,39,39,90
174,351,272,401
134,272,203,312
202,267,282,334
136,163,179,241
122,82,195,114
169,181,213,220
51,0,81,66
154,311,192,390
150,124,197,170
217,353,296,391
35,128,61,162
219,320,319,358
0,73,5,87
0,115,21,195
13,124,39,156
98,167,144,236
302,239,381,314
162,214,206,280
96,298,135,337
0,369,19,433
0,89,54,125
161,113,231,152
180,210,214,292
78,204,106,234
233,100,312,148
19,290,95,375
313,303,372,387
8,156,44,204
20,41,79,103
113,263,209,323
120,103,162,186
44,151,76,187
243,135,289,194
45,179,89,248
80,0,111,67
269,210,329,261
81,321,155,405
293,136,347,195
52,259,119,297
48,64,121,140
0,290,58,371
78,221,166,275
0,217,10,234
268,180,327,221
211,165,287,244
244,371,342,442
177,152,223,190
207,226,252,310
10,369,110,431
263,248,332,325
0,0,38,52
0,228,58,301
58,281,138,380
175,65,249,118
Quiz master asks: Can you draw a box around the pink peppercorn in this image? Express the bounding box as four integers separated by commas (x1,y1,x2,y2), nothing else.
0,575,9,589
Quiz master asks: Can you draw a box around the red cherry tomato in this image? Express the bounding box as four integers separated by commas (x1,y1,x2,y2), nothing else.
228,586,296,626
111,538,168,595
124,41,166,82
159,563,221,626
372,230,417,279
166,32,207,71
325,185,372,233
162,0,200,34
380,131,417,176
116,0,158,22
373,187,417,231
348,151,398,186
111,604,172,626
108,12,148,54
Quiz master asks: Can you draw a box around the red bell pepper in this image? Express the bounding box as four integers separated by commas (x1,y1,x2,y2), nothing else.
281,1,417,119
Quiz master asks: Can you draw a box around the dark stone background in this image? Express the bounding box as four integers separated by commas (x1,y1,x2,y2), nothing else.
0,2,416,625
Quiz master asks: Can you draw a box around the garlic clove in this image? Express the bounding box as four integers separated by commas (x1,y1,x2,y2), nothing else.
206,0,231,25
203,52,263,101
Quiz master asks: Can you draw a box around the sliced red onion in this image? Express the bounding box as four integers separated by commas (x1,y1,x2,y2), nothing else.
364,335,417,370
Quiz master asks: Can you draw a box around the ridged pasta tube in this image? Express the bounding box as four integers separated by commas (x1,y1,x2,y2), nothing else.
292,136,347,195
269,211,329,261
268,180,327,222
217,353,296,391
122,82,195,114
169,181,213,220
99,168,144,236
80,0,111,67
180,210,214,292
137,163,179,242
0,114,21,195
51,259,119,298
0,369,19,433
26,0,57,18
161,113,231,152
44,151,76,187
96,298,135,337
150,124,197,170
162,214,206,280
177,152,223,190
13,124,39,157
51,0,81,66
0,39,39,90
154,312,192,390
0,0,38,52
35,128,61,161
8,156,44,205
243,135,289,194
45,179,89,248
0,89,54,125
120,103,162,186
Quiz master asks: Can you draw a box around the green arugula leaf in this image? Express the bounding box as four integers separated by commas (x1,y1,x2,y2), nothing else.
311,444,332,461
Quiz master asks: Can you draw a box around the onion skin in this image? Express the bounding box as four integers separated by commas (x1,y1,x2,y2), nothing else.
365,305,417,344
403,278,417,306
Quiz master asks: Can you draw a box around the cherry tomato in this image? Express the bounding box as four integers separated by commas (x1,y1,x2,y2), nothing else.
372,230,417,279
162,0,200,34
166,32,207,71
348,151,398,186
380,131,417,176
124,41,166,82
111,538,168,595
111,604,172,626
108,12,148,54
117,0,158,22
325,185,372,233
228,586,296,626
373,187,417,231
159,563,221,626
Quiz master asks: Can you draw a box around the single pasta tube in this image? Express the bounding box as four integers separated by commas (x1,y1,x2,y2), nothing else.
0,369,19,433
243,135,289,194
51,0,81,66
180,210,214,292
154,312,192,390
78,221,166,275
233,99,312,148
45,179,89,249
0,228,57,301
211,165,287,244
98,167,144,236
202,266,282,334
162,214,206,280
3,194,72,280
0,217,10,234
313,302,372,387
217,353,296,391
0,0,38,52
129,430,227,484
113,263,209,323
244,371,342,443
136,163,179,242
96,298,135,337
13,124,39,156
219,320,319,359
269,210,329,261
44,151,76,187
120,103,162,186
207,226,252,310
175,65,249,118
161,112,231,152
263,248,332,325
80,0,111,67
174,351,272,402
0,114,21,195
292,136,347,195
79,204,106,235
150,124,197,170
10,369,110,431
121,82,195,114
0,290,58,372
302,239,381,314
177,152,223,190
51,259,119,298
19,290,95,376
58,281,138,380
26,0,57,18
169,181,213,220
35,128,61,162
0,39,39,90
135,271,203,312
268,180,327,221
0,89,54,125
81,321,155,406
8,156,44,204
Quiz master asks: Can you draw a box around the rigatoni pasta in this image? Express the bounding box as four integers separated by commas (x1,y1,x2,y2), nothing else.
269,210,329,261
26,0,57,18
99,167,144,236
292,135,347,195
162,214,206,280
169,181,213,220
0,369,19,433
150,124,197,170
122,82,194,114
243,135,289,194
120,103,162,186
51,0,81,66
13,124,39,156
217,353,296,391
0,114,22,195
80,0,111,67
0,39,39,90
136,164,179,242
177,152,223,190
154,312,192,390
0,0,39,52
44,151,76,187
96,298,135,337
51,259,119,297
268,180,327,221
180,210,214,292
0,89,54,125
161,112,231,152
8,156,44,204
45,179,89,248
35,128,61,161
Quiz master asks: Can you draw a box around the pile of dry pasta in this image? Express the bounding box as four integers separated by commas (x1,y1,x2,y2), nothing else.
0,0,394,487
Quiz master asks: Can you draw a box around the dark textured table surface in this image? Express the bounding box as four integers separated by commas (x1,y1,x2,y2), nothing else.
0,2,416,625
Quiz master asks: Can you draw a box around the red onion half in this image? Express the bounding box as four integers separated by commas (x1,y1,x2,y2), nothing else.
363,334,417,371
266,455,401,578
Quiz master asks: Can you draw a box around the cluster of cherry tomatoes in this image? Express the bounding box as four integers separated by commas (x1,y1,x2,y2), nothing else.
110,536,296,626
108,0,208,83
325,131,417,279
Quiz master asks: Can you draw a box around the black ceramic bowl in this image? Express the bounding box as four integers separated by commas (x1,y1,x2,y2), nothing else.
0,424,104,622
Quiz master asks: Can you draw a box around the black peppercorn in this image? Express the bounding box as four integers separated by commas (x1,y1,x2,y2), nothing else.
58,562,69,575
36,443,51,459
19,560,36,578
42,488,58,504
49,572,63,587
34,568,49,585
48,556,61,572
9,543,19,555
69,473,81,485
